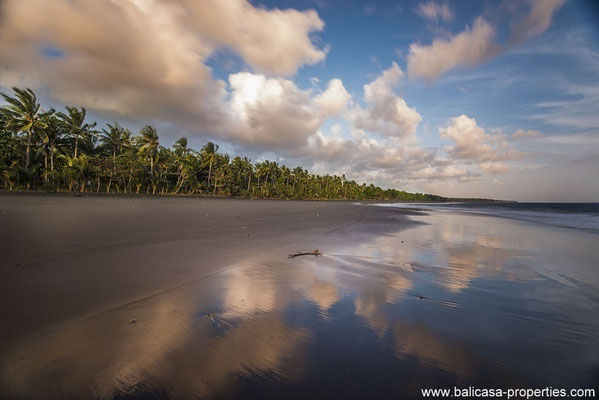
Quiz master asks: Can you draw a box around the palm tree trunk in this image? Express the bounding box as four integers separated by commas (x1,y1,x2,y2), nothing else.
44,152,48,185
247,173,251,191
207,158,213,189
263,173,269,195
74,133,79,158
25,129,32,169
213,176,217,195
128,168,133,191
107,149,116,193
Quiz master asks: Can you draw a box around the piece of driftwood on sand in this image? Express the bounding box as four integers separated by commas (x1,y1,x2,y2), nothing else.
288,249,322,258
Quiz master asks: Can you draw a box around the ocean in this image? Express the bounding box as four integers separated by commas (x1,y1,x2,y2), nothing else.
375,202,599,233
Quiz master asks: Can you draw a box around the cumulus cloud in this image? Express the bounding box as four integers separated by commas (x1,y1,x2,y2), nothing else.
0,0,226,125
0,0,327,126
226,73,350,149
407,0,566,81
314,79,351,116
440,115,522,174
298,124,479,189
220,64,423,172
352,63,422,138
182,0,327,75
416,1,453,22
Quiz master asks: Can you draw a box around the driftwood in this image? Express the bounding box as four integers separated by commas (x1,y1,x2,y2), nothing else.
288,249,322,258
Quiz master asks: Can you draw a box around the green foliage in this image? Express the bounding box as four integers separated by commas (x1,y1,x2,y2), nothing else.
0,87,489,201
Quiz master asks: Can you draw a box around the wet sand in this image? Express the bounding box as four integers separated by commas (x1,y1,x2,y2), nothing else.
1,194,598,399
0,194,400,345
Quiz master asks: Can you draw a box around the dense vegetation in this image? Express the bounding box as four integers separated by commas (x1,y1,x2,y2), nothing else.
0,87,469,201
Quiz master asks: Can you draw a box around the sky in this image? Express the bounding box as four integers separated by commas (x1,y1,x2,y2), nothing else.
1,0,598,201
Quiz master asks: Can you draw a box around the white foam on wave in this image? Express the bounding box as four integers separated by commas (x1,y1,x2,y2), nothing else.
372,203,599,233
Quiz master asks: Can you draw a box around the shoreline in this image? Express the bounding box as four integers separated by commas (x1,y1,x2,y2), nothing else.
0,189,509,203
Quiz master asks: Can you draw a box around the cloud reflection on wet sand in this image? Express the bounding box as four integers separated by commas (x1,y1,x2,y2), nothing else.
2,209,598,399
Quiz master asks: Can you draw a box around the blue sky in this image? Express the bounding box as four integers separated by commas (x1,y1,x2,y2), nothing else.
1,0,598,200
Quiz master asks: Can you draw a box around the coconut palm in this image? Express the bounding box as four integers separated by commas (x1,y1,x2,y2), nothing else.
100,122,131,192
201,141,219,190
241,157,253,193
0,87,47,169
38,110,63,184
137,125,159,175
213,153,230,195
60,154,92,192
100,122,131,161
56,106,96,158
173,137,188,157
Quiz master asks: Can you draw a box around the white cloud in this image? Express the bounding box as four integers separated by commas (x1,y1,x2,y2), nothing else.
480,162,509,174
440,115,522,174
225,73,351,149
416,1,453,22
0,0,226,124
183,0,327,75
540,133,599,145
352,63,422,138
227,73,322,148
512,129,543,139
530,84,599,130
0,0,327,127
299,124,479,189
407,18,496,81
511,0,567,42
314,79,351,116
407,0,566,81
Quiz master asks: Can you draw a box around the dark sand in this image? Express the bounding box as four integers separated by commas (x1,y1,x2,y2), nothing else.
1,194,598,399
0,194,401,345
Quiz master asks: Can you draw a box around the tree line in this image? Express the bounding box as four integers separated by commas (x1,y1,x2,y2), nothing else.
0,87,474,201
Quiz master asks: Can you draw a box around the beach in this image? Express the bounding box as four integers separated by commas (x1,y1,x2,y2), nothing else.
1,194,598,399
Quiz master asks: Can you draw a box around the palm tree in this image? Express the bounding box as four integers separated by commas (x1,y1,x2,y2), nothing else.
137,125,159,175
201,141,219,190
0,87,47,169
173,137,188,157
213,153,230,195
1,88,450,201
256,161,270,195
56,106,96,158
38,110,62,184
100,122,131,192
241,157,253,193
100,122,130,162
60,154,92,192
